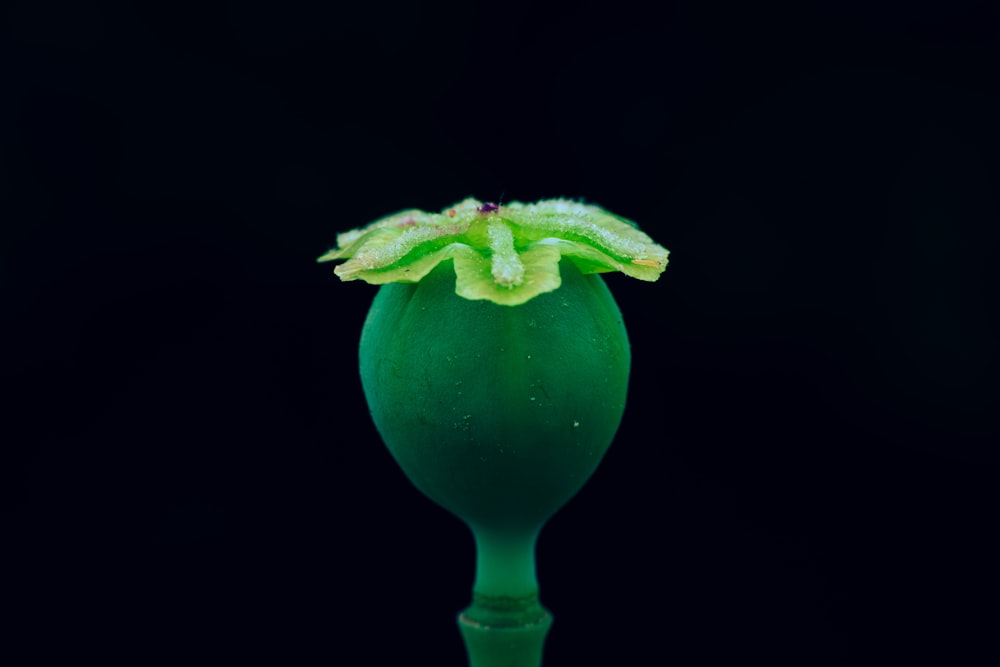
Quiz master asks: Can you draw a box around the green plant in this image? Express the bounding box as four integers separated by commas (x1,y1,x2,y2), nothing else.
320,198,668,666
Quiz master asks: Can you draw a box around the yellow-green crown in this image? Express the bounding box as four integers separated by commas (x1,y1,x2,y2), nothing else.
318,198,669,306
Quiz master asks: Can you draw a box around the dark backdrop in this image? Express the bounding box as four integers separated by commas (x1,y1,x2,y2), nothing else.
3,1,998,665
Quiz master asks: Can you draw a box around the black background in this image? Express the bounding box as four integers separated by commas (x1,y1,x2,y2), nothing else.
3,1,999,665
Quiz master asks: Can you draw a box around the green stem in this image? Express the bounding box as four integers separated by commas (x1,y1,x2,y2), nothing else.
458,526,553,667
472,527,540,600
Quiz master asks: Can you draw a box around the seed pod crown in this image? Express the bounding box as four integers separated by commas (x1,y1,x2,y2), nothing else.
318,198,669,306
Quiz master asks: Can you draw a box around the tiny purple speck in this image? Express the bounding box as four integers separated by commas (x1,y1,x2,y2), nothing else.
477,202,499,214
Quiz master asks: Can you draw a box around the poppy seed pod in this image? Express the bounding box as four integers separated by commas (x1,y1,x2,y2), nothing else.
320,198,668,667
359,258,629,535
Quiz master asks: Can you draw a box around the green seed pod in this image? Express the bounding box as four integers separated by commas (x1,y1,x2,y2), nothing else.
359,258,629,537
320,198,668,666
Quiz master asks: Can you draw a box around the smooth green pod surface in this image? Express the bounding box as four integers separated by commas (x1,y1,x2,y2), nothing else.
360,259,630,539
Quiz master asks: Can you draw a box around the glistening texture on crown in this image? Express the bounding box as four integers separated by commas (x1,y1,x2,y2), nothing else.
318,198,670,306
